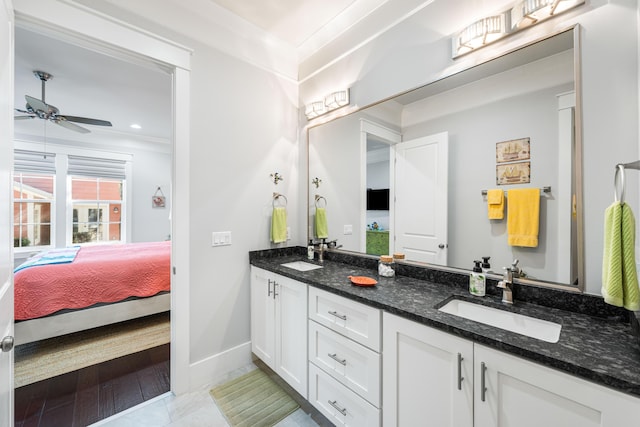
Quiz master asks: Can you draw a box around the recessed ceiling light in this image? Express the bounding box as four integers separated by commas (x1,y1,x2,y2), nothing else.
130,124,141,129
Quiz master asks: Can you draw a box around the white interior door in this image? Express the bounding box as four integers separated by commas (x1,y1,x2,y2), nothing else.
394,132,448,264
0,1,15,425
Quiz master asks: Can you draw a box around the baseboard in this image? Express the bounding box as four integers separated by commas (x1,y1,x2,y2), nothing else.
188,341,252,390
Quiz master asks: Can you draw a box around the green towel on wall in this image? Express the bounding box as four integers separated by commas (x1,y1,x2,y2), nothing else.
315,207,328,239
602,201,640,311
271,207,287,244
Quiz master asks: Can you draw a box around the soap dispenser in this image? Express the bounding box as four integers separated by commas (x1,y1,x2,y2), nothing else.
307,240,314,260
470,260,486,296
481,256,492,274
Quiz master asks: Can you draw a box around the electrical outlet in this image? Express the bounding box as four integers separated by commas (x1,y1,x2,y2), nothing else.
212,231,232,246
344,224,353,235
287,227,291,240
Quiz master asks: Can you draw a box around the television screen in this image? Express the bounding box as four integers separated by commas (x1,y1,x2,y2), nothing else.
367,188,389,210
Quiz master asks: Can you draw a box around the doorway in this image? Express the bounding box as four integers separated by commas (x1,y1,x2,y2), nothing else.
7,2,191,423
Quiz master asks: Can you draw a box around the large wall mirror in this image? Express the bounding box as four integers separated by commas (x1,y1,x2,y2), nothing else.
308,27,583,291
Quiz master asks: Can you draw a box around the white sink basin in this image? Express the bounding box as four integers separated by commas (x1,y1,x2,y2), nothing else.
438,299,561,343
280,261,323,271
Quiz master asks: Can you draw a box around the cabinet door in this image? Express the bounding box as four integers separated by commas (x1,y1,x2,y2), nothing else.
276,274,308,398
383,312,473,427
250,267,276,369
474,344,640,427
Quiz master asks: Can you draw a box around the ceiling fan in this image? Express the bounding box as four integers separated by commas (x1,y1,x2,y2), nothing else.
14,70,112,134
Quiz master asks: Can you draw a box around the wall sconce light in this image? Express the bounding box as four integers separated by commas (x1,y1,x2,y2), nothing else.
452,0,583,58
113,207,119,213
305,89,350,120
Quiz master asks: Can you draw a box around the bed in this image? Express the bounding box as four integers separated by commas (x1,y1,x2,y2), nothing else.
13,241,171,345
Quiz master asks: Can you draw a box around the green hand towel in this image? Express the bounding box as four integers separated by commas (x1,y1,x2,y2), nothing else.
315,207,328,239
271,207,287,244
602,202,640,311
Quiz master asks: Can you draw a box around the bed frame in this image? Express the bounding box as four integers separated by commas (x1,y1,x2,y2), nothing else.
14,292,170,346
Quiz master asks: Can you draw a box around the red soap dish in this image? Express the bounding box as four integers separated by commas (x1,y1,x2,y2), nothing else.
348,276,377,286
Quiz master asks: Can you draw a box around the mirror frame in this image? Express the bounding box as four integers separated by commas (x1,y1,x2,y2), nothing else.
307,24,584,293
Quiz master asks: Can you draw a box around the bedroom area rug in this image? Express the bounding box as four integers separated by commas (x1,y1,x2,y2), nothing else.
14,312,170,387
210,368,300,427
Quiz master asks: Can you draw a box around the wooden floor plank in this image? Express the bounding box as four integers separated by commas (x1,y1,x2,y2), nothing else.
15,344,170,426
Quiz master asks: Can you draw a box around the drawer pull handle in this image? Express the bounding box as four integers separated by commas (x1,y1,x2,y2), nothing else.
481,362,487,402
328,310,347,320
457,353,464,391
328,353,347,366
328,399,347,416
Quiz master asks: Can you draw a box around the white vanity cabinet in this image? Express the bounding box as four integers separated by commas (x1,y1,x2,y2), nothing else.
474,344,640,427
384,312,640,427
308,287,381,426
382,312,474,427
250,266,307,398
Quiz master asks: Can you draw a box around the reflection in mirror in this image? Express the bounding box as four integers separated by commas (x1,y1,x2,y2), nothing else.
308,28,581,289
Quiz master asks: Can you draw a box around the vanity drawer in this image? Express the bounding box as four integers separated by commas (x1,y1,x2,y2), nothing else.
308,287,381,351
309,362,380,427
309,320,380,407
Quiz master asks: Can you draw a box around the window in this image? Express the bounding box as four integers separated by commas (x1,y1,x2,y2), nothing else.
13,150,56,249
68,155,126,245
70,177,123,243
12,149,128,249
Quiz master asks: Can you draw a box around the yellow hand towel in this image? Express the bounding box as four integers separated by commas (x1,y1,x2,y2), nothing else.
507,188,540,247
487,189,504,220
315,207,329,239
271,207,287,244
602,202,640,311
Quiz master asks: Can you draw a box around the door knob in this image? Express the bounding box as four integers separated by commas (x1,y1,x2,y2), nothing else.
1,336,14,352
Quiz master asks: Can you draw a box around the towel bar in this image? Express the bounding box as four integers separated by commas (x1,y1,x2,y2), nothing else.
315,194,327,208
615,161,640,204
481,186,551,196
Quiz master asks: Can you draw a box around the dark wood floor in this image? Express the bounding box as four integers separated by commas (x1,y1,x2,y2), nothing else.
15,343,170,427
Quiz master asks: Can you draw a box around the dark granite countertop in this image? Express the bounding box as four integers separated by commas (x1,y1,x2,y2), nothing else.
250,247,640,399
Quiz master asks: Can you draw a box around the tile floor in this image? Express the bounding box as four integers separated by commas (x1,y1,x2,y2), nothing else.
90,363,321,427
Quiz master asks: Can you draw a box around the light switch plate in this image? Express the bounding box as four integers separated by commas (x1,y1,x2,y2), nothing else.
212,231,232,246
344,224,353,235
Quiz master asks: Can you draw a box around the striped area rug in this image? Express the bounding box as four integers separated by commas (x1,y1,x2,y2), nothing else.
210,368,299,427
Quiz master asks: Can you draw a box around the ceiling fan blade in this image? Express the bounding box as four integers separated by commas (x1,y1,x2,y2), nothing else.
60,115,112,127
25,95,58,115
14,115,35,120
54,118,91,134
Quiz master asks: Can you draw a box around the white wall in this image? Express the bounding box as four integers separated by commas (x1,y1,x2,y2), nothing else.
301,0,640,295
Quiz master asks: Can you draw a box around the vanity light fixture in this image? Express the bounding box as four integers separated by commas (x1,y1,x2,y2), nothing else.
511,0,583,30
455,14,508,57
452,0,583,58
305,89,350,120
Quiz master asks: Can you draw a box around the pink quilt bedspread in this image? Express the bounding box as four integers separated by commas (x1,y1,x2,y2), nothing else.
14,241,171,320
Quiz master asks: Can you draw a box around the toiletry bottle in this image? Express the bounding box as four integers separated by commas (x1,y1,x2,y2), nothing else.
470,260,486,296
307,240,314,260
481,256,491,274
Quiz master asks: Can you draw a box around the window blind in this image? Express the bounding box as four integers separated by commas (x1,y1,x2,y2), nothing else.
67,155,127,180
13,150,56,174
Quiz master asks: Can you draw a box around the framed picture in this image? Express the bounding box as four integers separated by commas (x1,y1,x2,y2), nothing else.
496,138,530,163
496,161,531,185
152,187,166,208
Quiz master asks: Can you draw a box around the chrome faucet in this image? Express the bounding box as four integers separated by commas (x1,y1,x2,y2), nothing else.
497,259,520,304
313,239,327,263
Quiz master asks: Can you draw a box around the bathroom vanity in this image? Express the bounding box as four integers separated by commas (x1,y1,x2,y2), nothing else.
250,247,640,427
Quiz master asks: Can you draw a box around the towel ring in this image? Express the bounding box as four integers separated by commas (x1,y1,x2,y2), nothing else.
615,164,625,204
315,195,327,208
273,192,287,207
